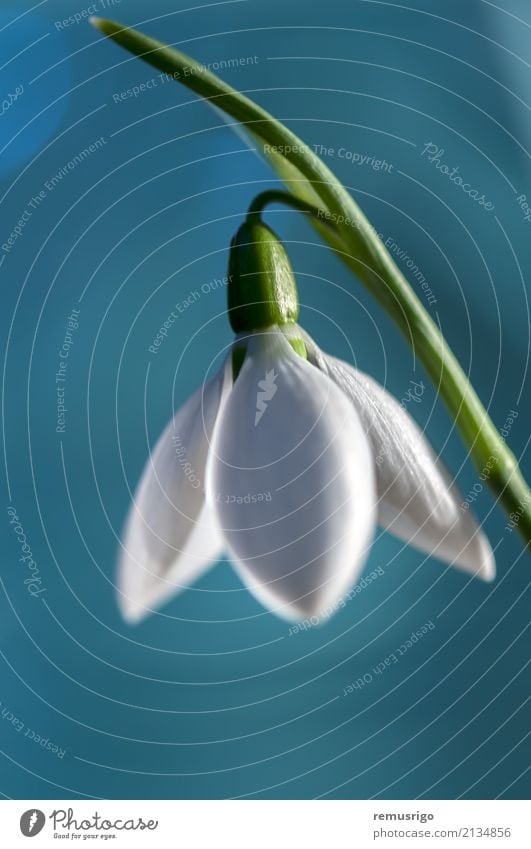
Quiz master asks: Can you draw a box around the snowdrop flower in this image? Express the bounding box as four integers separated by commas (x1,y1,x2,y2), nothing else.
118,220,495,623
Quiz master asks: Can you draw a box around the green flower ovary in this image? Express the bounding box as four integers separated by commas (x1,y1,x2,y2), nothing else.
227,220,300,333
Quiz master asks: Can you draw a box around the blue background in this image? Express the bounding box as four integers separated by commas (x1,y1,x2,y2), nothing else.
0,0,529,799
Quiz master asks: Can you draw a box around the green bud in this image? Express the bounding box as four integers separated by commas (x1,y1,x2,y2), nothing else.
227,219,299,332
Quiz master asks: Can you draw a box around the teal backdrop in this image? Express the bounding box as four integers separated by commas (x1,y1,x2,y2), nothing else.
0,0,529,799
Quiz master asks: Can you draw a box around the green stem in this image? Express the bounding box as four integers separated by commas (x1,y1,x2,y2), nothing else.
247,189,324,222
90,17,531,547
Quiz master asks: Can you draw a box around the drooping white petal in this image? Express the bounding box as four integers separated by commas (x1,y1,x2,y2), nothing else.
302,334,494,581
206,328,376,621
118,360,231,622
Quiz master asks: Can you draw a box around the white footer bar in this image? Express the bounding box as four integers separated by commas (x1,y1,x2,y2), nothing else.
1,799,527,848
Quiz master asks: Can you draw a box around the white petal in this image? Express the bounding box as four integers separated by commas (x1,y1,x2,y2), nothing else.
206,328,376,621
303,337,494,581
118,360,230,622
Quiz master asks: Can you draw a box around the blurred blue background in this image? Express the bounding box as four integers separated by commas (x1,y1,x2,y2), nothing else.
0,0,529,800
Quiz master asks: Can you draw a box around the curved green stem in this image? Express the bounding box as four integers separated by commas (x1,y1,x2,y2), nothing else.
247,189,323,222
90,16,531,547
